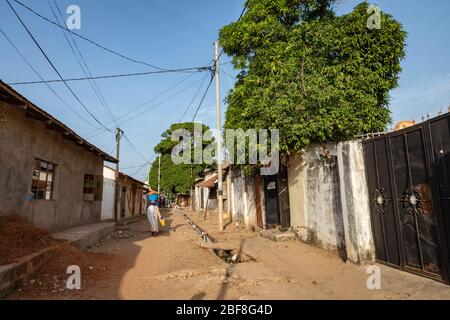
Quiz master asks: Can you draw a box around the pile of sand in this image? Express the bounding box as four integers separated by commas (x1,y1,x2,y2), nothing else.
0,215,58,265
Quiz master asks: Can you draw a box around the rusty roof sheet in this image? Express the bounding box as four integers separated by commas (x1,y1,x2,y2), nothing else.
195,175,218,188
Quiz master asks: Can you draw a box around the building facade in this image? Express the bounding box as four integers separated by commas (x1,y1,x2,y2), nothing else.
0,81,117,232
101,166,148,221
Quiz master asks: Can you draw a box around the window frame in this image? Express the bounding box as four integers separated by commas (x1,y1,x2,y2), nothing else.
31,158,56,201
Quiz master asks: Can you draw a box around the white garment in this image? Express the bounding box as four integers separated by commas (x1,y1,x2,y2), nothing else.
147,205,162,232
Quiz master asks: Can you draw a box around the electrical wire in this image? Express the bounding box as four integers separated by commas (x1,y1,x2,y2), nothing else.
123,133,150,163
8,66,211,86
119,74,210,126
13,0,202,72
191,73,215,122
178,73,209,122
6,0,113,133
0,26,102,130
84,72,198,138
50,0,118,127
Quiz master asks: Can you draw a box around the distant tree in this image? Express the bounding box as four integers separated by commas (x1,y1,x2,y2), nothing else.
148,122,213,200
219,0,406,153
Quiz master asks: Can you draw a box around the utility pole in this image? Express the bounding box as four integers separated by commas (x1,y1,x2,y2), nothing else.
113,127,122,224
215,41,224,232
157,153,161,195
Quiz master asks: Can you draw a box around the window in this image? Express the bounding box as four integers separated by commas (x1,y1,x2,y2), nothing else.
83,174,95,195
31,159,56,200
83,174,103,201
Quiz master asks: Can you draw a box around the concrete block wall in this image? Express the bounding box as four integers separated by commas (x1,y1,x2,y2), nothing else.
0,246,57,298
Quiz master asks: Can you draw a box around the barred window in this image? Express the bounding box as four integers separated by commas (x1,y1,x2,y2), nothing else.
83,174,103,201
31,159,56,200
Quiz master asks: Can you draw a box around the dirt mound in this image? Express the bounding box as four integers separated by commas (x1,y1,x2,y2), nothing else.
9,242,117,299
0,215,59,265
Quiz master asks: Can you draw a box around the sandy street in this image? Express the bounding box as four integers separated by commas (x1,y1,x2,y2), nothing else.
7,209,450,300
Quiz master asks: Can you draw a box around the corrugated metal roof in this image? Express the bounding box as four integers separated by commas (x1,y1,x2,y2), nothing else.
0,80,118,163
195,175,218,188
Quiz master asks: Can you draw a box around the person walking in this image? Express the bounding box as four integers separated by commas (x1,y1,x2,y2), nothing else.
147,201,162,236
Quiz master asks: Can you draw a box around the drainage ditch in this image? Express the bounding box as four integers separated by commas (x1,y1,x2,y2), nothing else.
183,214,256,264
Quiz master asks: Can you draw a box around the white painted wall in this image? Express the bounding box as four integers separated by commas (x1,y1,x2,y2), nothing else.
101,166,116,221
337,141,375,263
288,141,375,264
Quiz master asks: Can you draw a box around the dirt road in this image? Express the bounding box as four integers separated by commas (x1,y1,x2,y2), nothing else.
8,209,450,300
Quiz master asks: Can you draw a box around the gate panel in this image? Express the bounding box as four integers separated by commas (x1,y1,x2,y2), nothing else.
364,115,450,282
364,139,401,266
391,134,422,270
429,116,450,278
375,139,401,266
364,141,388,262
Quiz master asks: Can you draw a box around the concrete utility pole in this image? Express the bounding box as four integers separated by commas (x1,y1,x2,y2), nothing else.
215,41,224,232
113,127,122,224
157,153,161,194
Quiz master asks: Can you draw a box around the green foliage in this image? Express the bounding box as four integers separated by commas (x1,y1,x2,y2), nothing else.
148,122,212,199
219,1,406,153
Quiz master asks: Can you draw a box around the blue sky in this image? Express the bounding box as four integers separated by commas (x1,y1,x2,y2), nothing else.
1,0,450,181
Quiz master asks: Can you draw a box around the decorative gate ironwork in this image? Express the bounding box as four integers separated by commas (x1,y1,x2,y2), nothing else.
364,113,450,283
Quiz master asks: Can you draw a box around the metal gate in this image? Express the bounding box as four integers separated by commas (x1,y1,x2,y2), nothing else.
364,113,450,283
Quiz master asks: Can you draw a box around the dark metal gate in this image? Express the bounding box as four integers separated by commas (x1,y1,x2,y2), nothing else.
364,113,450,283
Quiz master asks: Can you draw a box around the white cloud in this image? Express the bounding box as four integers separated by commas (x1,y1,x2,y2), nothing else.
390,73,450,122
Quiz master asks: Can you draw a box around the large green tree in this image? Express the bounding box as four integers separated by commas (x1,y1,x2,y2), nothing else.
219,0,406,153
148,122,213,200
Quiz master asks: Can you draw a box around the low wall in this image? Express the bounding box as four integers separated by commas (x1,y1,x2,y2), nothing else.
0,246,57,298
288,141,375,263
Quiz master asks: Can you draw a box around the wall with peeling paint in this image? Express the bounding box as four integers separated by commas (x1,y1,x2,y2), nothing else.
288,141,375,264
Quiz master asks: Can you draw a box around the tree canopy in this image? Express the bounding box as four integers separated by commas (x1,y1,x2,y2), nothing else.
148,122,212,200
219,0,406,153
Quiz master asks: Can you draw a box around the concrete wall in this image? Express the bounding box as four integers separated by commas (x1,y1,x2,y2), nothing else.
119,177,147,219
101,166,115,221
337,141,375,263
229,168,264,229
101,167,147,221
288,141,375,263
0,103,104,232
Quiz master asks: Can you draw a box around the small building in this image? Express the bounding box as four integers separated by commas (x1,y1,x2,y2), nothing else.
0,81,117,232
194,167,231,213
176,193,190,207
101,166,148,221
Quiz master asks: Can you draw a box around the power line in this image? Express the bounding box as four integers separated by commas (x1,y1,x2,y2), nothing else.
221,69,236,80
50,0,118,127
0,26,102,130
218,1,249,60
123,133,150,163
84,72,198,138
6,0,112,132
119,74,210,126
8,66,212,86
179,73,209,122
13,0,194,72
191,73,216,122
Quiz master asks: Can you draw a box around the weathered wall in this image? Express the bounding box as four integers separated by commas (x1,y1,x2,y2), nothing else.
0,102,104,232
229,168,264,229
101,166,115,221
118,177,147,219
337,141,375,263
288,141,375,263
